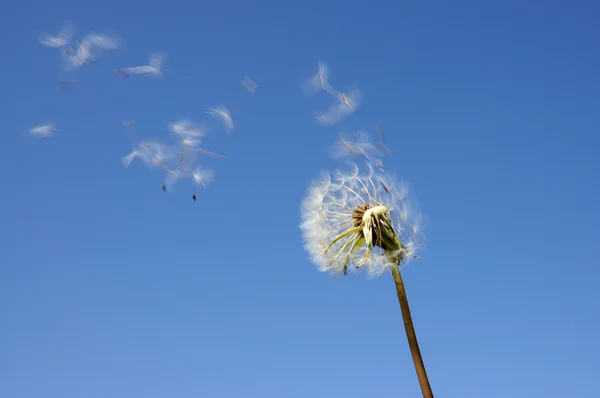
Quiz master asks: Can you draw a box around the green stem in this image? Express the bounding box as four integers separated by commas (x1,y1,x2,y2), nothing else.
390,266,434,398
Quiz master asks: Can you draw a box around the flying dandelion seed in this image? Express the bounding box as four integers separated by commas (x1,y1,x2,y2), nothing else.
86,32,122,51
299,161,433,397
188,142,227,159
234,75,259,107
201,76,258,135
302,60,338,97
167,119,226,160
375,124,388,144
114,52,167,79
190,165,215,201
57,30,122,88
176,135,227,160
121,142,162,168
191,165,214,187
302,61,327,95
168,119,207,138
121,149,140,168
36,21,74,49
65,31,122,69
123,120,138,149
241,76,258,93
330,131,389,170
206,106,234,133
161,166,183,192
331,137,361,159
29,123,56,140
314,84,362,126
123,140,176,170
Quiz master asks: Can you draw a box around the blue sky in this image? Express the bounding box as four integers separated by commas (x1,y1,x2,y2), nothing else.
2,0,600,397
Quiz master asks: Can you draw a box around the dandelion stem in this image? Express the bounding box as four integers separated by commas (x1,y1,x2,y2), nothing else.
390,266,433,398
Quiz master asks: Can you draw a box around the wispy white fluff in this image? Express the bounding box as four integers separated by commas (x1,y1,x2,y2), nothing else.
300,162,424,277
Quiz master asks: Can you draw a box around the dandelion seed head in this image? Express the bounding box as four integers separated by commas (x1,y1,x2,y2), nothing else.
300,162,424,278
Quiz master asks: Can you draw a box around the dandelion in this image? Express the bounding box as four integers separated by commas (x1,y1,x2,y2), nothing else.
179,137,227,160
300,161,433,397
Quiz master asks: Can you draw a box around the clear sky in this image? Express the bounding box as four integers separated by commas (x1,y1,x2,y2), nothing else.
2,0,600,397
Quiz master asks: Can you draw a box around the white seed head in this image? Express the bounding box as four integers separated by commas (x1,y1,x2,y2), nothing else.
300,162,424,277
